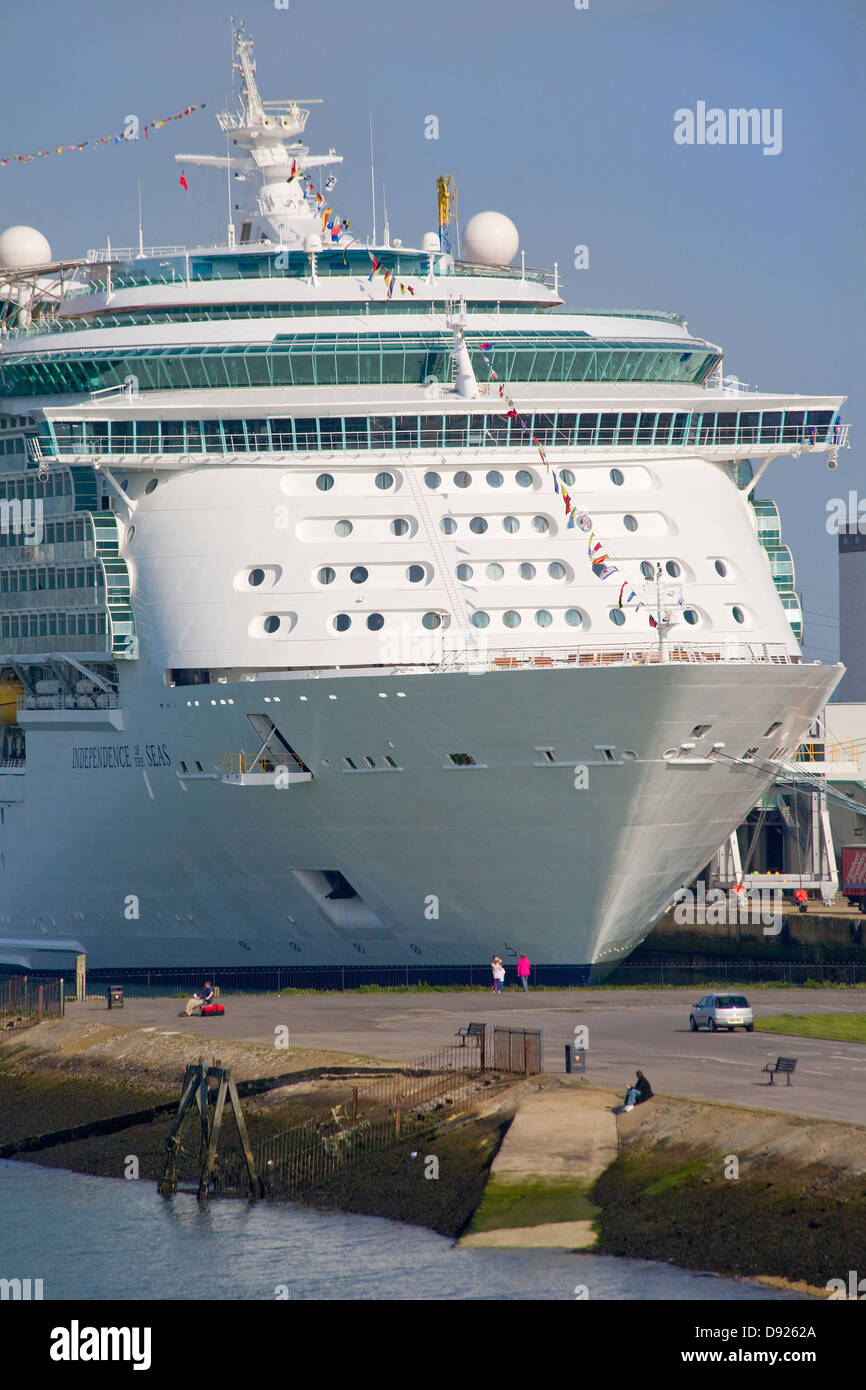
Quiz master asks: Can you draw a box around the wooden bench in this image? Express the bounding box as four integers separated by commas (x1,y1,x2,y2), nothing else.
762,1056,797,1085
456,1021,486,1049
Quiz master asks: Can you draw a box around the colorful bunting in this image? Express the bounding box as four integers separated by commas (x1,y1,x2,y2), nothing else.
2,103,205,168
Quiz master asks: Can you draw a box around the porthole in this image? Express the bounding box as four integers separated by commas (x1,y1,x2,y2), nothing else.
503,610,521,628
609,609,626,626
519,562,536,580
469,517,488,535
623,514,638,532
335,519,353,537
263,615,280,634
316,473,334,491
665,560,681,578
486,470,503,488
471,611,490,628
515,470,533,488
126,525,136,543
391,518,409,536
502,516,519,534
424,471,441,489
248,568,266,587
366,613,384,630
144,478,158,494
640,561,655,580
535,610,553,628
547,562,565,580
456,563,473,581
532,516,549,534
454,470,472,488
317,567,335,585
714,559,727,577
683,609,699,625
334,614,351,632
610,468,624,486
485,563,503,581
407,564,425,583
732,606,745,624
440,517,457,535
350,566,368,584
422,612,442,630
375,471,394,490
565,609,584,628
559,469,575,486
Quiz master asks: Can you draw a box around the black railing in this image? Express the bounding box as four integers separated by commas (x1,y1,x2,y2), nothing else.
60,959,866,998
0,973,64,1019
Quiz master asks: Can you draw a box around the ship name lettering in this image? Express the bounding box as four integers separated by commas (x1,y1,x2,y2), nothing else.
71,745,133,770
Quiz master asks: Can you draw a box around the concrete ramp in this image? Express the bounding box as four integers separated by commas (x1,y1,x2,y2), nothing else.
460,1082,619,1249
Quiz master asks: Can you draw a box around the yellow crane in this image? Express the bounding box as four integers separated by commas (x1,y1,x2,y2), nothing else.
436,175,457,255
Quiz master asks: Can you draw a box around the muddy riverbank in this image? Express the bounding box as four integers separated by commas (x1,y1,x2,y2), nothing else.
2,1020,863,1287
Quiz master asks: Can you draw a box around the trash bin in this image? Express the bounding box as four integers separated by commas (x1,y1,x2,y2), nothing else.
565,1044,586,1075
107,984,124,1009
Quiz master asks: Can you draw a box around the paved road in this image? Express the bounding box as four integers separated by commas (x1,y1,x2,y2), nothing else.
71,988,866,1128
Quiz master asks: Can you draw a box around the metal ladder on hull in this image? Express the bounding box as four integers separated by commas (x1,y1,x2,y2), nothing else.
404,464,472,639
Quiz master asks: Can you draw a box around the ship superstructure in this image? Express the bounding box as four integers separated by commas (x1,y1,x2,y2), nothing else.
0,25,847,975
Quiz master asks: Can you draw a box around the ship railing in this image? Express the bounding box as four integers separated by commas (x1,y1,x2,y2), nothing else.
18,691,120,712
428,641,795,672
85,246,186,263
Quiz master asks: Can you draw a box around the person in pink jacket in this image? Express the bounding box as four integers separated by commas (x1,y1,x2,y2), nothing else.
517,953,531,991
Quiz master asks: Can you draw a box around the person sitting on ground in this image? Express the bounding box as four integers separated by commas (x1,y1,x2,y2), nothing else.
184,980,215,1016
623,1069,653,1112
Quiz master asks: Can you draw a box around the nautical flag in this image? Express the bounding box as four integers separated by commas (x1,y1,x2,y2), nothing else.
325,174,337,190
388,274,395,298
407,285,415,295
552,472,560,495
576,513,593,533
506,408,517,419
479,341,494,350
368,254,381,281
179,170,188,190
561,487,572,513
595,563,618,580
649,614,659,628
618,583,628,609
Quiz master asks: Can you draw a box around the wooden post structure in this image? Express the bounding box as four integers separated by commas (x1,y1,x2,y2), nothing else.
159,1063,263,1203
75,954,86,1003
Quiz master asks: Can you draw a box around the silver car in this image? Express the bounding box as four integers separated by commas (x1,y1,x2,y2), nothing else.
689,994,754,1032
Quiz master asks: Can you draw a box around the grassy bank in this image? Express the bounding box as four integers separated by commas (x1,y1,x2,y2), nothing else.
756,1014,866,1043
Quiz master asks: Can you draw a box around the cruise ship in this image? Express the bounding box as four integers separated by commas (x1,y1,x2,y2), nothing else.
0,26,847,978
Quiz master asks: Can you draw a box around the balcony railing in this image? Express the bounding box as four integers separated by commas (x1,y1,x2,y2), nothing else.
424,641,796,673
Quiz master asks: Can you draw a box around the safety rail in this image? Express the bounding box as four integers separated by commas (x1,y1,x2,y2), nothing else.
36,421,849,458
221,750,305,776
429,641,795,672
85,246,186,262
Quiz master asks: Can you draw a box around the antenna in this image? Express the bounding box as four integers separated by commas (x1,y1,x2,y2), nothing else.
369,110,376,244
137,182,144,259
382,182,390,247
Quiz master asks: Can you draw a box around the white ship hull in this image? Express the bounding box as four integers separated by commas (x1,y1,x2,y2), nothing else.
0,659,839,974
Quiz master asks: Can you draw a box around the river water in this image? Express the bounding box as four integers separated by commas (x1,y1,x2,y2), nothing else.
0,1160,806,1301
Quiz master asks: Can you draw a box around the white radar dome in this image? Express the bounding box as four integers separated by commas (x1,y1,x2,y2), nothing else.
421,231,440,253
461,211,519,266
0,225,52,270
304,233,323,253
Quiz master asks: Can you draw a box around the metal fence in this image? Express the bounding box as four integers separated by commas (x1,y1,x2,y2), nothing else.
0,974,64,1020
71,959,866,997
229,1040,516,1199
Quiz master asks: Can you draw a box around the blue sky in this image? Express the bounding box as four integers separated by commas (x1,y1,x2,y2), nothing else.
1,0,862,670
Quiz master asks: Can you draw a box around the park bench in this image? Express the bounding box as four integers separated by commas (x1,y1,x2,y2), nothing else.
762,1056,797,1086
456,1022,486,1049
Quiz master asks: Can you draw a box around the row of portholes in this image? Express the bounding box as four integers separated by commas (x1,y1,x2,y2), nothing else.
425,469,540,490
333,612,444,632
317,471,395,492
317,564,427,585
256,606,748,636
440,515,552,536
314,467,633,494
457,561,569,582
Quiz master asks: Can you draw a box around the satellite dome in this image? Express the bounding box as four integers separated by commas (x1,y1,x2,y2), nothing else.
421,231,440,253
304,232,323,253
461,212,519,266
0,226,52,270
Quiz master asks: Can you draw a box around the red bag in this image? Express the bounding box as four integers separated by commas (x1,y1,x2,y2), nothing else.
201,1004,224,1016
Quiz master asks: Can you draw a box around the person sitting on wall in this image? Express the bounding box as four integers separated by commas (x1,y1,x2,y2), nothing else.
183,980,215,1016
622,1070,653,1112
